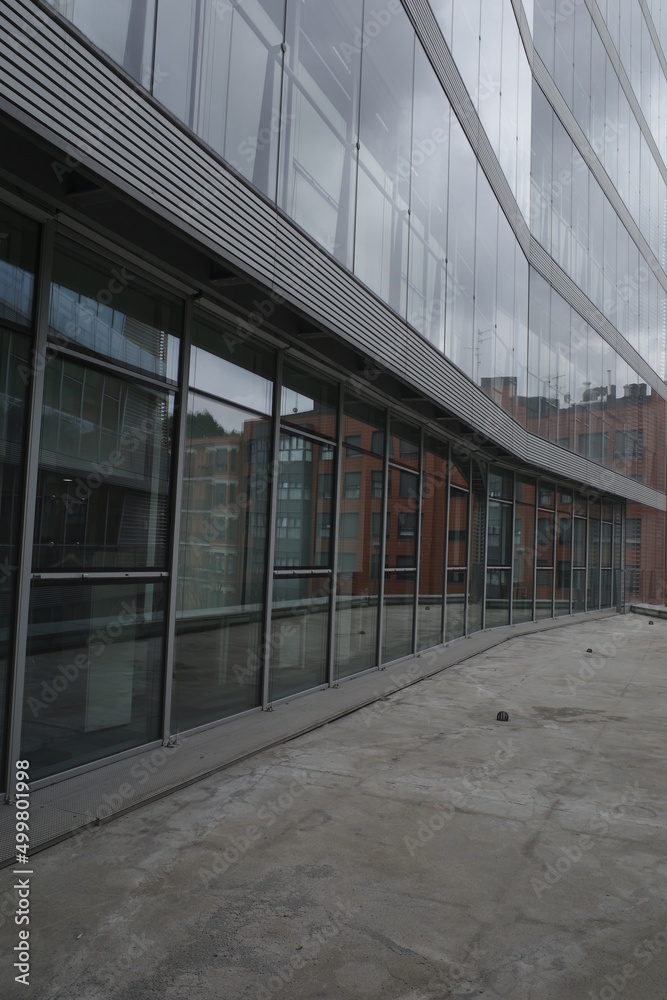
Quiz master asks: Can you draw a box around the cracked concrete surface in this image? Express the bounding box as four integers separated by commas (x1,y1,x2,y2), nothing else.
2,615,667,999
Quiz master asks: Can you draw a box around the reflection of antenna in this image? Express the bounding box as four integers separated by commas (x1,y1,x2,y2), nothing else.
475,327,494,382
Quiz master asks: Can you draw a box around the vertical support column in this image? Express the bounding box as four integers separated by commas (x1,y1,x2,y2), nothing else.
584,495,590,613
376,408,390,668
482,467,489,630
532,480,539,622
5,220,55,801
568,493,574,616
509,471,517,627
262,350,283,709
327,382,344,686
161,297,193,745
441,442,450,645
412,427,424,654
463,456,470,635
551,490,556,619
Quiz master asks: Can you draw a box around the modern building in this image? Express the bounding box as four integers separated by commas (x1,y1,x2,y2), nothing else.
0,0,665,797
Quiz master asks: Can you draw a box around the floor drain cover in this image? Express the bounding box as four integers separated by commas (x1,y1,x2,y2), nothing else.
496,711,509,722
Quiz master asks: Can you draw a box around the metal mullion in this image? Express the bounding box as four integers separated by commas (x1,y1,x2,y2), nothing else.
532,483,539,623
568,494,574,616
509,471,516,627
482,467,489,630
585,496,589,613
327,382,344,687
262,351,283,709
412,427,423,654
376,409,390,668
6,219,55,802
551,492,556,619
442,442,450,644
464,458,470,635
161,297,193,746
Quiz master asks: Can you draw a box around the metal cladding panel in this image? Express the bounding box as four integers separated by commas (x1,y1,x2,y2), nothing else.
401,0,531,256
0,1,664,513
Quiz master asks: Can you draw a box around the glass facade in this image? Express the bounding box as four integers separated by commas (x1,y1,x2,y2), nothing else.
1,0,666,788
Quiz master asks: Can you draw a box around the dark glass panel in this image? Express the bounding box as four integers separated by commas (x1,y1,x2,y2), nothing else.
281,363,337,439
23,580,165,779
0,204,38,327
190,310,274,413
174,393,271,729
34,357,172,571
50,238,181,379
335,450,383,678
271,575,329,698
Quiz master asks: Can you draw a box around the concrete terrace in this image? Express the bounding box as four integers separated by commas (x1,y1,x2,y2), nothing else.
2,612,667,999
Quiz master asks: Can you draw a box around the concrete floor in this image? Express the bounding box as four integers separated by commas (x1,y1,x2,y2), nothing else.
2,614,667,999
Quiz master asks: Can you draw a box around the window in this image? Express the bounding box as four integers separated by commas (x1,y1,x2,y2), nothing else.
372,469,391,498
344,472,361,499
558,518,572,544
215,483,227,506
345,435,362,456
397,512,417,538
318,473,333,499
614,430,644,458
371,430,384,456
626,519,641,545
399,471,418,498
340,513,359,539
316,514,331,539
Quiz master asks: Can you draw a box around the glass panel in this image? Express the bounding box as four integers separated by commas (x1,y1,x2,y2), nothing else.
467,461,486,634
173,393,271,730
34,357,172,571
536,509,554,618
389,417,419,470
271,575,329,698
513,482,536,623
382,565,415,664
47,0,157,85
487,500,512,568
154,0,286,199
50,238,181,380
489,468,513,501
278,0,363,267
587,503,600,610
446,568,466,641
335,450,383,678
0,328,31,789
445,118,477,377
281,362,337,438
535,568,553,619
555,493,572,615
384,457,418,661
486,568,510,628
0,204,38,326
355,4,414,315
22,580,165,780
408,43,449,349
275,433,333,568
190,311,274,412
572,567,586,612
417,438,447,650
